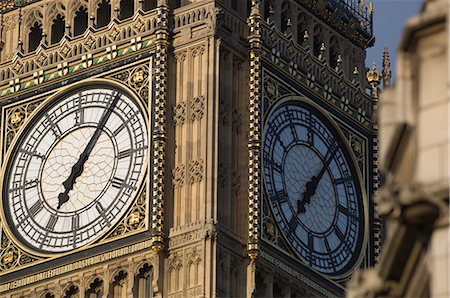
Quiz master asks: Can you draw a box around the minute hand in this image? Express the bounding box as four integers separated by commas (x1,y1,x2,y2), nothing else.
57,92,121,209
298,143,338,214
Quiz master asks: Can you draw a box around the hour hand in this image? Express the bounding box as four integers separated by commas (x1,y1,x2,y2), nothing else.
297,178,317,214
57,154,87,209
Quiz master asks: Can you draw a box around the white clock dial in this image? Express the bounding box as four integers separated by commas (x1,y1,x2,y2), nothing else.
3,85,148,253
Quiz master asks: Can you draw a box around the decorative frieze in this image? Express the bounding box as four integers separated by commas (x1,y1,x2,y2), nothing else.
168,229,203,249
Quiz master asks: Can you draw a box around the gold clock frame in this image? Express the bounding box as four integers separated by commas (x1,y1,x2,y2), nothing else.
0,78,151,261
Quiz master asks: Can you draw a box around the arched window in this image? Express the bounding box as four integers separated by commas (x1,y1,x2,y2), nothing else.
86,277,103,298
297,13,307,44
313,25,323,57
134,263,153,297
63,285,79,298
263,0,273,22
96,0,111,29
44,292,55,298
74,6,88,36
329,36,339,68
143,0,157,11
119,0,134,20
28,21,43,52
109,270,128,298
51,14,65,44
231,0,237,10
280,2,290,33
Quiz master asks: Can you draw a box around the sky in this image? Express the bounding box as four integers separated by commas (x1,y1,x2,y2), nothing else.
366,0,423,82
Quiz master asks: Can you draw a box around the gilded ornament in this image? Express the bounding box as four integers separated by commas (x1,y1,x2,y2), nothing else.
266,81,276,97
9,111,24,127
2,250,15,265
132,70,146,84
128,211,142,226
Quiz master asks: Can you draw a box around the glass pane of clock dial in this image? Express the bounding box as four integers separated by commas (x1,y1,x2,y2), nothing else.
263,100,365,277
4,86,148,253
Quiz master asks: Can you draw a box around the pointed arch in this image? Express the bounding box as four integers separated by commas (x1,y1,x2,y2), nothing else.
96,0,111,29
119,0,134,20
142,0,157,11
73,6,88,36
28,21,43,52
133,262,153,298
51,14,65,44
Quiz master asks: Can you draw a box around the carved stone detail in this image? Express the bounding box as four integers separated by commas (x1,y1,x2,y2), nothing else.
247,0,262,259
4,99,43,154
173,101,186,126
172,164,185,188
188,159,204,184
189,96,205,122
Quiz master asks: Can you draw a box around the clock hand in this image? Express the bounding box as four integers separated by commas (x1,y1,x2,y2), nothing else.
298,143,338,214
57,92,121,209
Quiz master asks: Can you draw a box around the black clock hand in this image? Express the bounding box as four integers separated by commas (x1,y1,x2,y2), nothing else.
298,143,338,214
57,92,121,209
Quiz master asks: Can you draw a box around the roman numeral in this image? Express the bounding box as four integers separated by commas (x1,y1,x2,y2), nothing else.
44,113,62,137
111,177,136,190
288,216,298,231
96,202,105,213
112,177,125,189
72,214,80,230
75,108,85,125
335,176,353,185
10,179,39,192
275,190,288,203
113,123,126,137
324,238,331,253
338,204,350,217
18,149,45,159
265,158,283,173
308,234,314,252
117,149,132,159
46,215,58,231
335,226,345,241
29,201,43,217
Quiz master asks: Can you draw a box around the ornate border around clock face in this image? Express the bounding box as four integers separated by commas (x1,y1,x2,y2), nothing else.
0,58,152,276
260,67,373,280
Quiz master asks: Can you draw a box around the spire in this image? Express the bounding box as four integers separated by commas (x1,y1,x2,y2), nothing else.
382,47,391,88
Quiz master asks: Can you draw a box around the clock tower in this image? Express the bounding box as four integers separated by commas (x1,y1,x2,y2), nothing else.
0,0,380,297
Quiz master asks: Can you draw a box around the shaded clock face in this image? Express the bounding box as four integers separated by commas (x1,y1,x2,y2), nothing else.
263,100,365,277
2,85,148,253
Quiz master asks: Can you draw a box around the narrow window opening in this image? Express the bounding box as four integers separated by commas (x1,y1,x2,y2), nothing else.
297,13,307,44
281,2,290,33
313,25,323,57
28,22,43,52
119,0,134,20
143,0,157,11
134,263,153,298
51,14,65,44
96,0,111,28
74,6,88,36
330,36,339,69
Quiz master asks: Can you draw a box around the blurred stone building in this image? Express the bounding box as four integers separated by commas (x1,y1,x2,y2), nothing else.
349,0,449,297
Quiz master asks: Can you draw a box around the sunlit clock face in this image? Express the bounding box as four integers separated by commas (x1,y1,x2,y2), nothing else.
2,85,148,253
263,100,365,277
